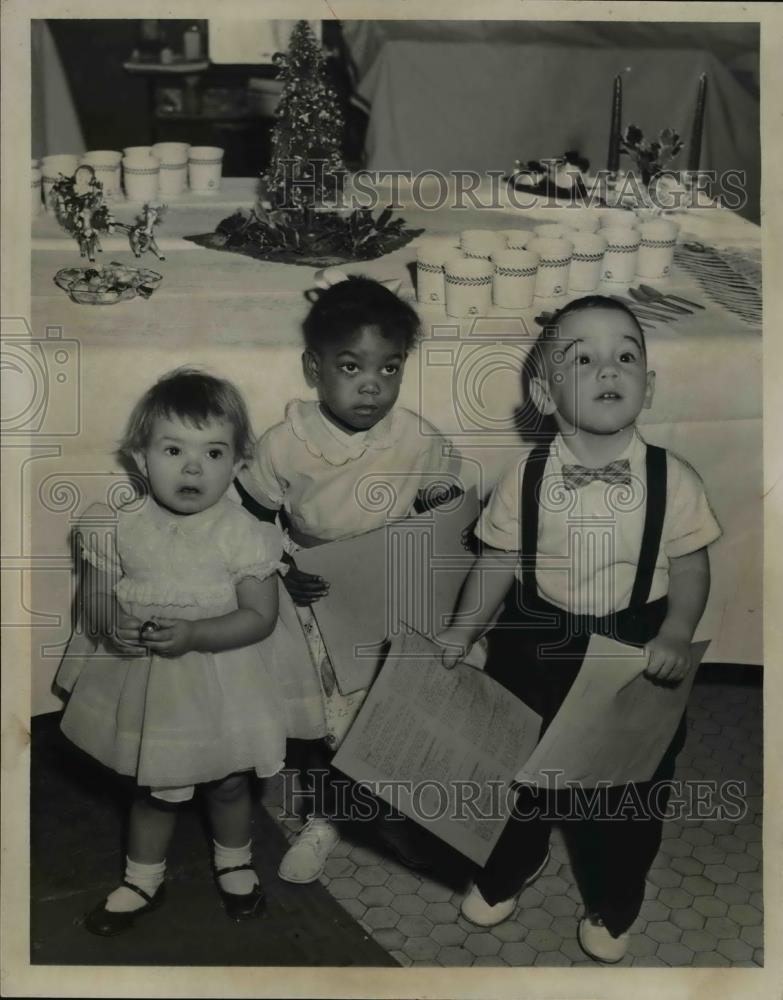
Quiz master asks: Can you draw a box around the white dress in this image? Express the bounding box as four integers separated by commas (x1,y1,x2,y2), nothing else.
56,496,288,795
238,400,461,748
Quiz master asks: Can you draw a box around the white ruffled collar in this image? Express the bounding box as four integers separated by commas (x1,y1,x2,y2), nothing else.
286,399,404,466
133,494,230,534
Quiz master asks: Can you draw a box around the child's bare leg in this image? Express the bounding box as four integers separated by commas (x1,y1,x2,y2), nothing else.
204,773,259,895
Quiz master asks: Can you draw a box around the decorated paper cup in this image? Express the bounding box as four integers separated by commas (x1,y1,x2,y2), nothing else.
460,229,507,260
636,219,681,278
122,156,160,201
533,223,575,240
416,237,460,306
81,150,123,196
568,213,601,234
444,255,493,317
600,227,641,283
567,232,608,292
491,248,539,309
499,229,532,250
123,145,156,162
599,208,638,231
41,154,80,208
153,142,191,196
31,166,42,216
527,237,573,298
188,146,224,193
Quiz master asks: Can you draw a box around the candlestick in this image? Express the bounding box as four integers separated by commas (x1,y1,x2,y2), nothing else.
607,75,622,173
687,73,708,172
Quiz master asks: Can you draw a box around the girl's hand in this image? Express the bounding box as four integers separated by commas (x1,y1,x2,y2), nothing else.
108,612,147,657
436,629,468,670
644,633,692,685
284,565,330,606
141,617,195,658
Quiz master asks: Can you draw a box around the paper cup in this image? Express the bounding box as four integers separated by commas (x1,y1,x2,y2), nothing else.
527,238,573,298
123,146,156,162
491,249,539,309
501,229,533,250
81,150,123,197
41,154,80,208
152,142,191,196
568,213,601,234
31,167,42,216
599,208,638,231
533,223,575,240
444,256,493,317
567,233,608,292
416,237,459,306
188,146,224,193
636,220,681,278
600,227,641,283
460,229,507,260
122,157,160,201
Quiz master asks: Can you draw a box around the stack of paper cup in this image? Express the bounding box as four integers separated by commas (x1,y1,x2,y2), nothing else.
444,256,493,317
568,233,608,292
636,219,681,278
568,213,601,234
153,142,190,196
491,248,539,308
527,238,573,298
188,146,224,193
122,150,160,201
41,154,80,209
533,223,575,240
81,150,123,197
416,236,460,305
601,227,641,283
31,166,42,216
500,229,532,250
460,229,506,260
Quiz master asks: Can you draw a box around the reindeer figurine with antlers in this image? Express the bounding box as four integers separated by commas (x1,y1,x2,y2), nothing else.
124,203,167,261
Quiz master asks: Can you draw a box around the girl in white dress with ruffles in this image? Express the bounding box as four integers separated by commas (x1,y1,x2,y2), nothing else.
235,276,462,884
56,369,287,935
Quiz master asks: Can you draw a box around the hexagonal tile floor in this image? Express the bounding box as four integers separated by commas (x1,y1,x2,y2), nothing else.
263,677,763,967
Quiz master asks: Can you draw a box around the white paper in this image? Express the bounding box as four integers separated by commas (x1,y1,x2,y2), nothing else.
296,487,480,694
516,634,712,787
333,628,542,866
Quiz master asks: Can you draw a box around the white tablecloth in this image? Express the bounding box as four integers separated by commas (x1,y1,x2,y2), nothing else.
22,179,762,713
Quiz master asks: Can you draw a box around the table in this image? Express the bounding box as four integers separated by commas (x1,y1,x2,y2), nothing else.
22,179,762,713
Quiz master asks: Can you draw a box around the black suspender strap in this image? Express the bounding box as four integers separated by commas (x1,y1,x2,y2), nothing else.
520,441,553,607
628,444,668,609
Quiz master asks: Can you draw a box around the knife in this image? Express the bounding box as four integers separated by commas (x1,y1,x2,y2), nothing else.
638,283,704,311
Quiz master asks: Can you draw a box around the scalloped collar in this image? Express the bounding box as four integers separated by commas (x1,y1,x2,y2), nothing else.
286,399,405,466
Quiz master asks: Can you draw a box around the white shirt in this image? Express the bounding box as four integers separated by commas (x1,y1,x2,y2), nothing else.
476,430,721,616
238,400,460,546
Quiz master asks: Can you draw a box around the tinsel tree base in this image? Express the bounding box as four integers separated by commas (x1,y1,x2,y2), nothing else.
185,204,424,268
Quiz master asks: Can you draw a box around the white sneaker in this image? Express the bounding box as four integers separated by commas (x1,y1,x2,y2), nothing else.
577,914,630,964
277,818,340,884
460,848,550,927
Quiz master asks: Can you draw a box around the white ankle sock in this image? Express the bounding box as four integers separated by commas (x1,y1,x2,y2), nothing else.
214,839,258,895
105,857,166,913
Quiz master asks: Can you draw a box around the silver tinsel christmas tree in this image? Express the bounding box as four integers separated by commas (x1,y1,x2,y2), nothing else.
263,21,345,208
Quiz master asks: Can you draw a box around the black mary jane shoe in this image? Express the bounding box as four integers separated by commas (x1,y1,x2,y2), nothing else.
215,864,266,921
83,881,166,937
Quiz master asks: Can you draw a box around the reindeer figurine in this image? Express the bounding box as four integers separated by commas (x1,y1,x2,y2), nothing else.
126,204,167,261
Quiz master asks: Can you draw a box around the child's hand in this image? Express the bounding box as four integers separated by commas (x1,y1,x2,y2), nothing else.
141,618,195,658
284,565,330,606
644,633,692,685
436,628,468,670
109,612,147,657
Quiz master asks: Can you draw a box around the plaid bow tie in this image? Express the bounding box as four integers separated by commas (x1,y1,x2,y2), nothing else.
561,458,632,490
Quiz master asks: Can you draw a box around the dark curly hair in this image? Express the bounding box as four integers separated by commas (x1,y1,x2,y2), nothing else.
303,276,421,354
119,367,255,462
